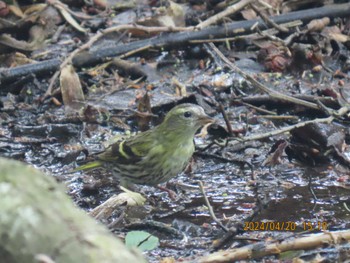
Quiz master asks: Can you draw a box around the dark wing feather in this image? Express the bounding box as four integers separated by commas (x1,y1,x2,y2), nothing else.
97,130,154,165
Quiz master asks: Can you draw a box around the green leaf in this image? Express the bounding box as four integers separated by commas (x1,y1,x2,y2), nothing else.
125,231,159,251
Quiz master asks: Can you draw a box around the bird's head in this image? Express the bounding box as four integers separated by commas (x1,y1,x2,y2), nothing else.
160,103,214,135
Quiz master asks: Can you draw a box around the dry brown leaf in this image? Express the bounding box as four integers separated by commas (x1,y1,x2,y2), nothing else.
172,77,187,96
0,52,35,67
54,4,87,33
22,3,47,16
0,6,61,51
7,5,24,18
166,0,185,27
89,187,146,220
262,141,288,166
0,34,40,51
7,5,22,17
137,0,185,27
157,14,176,27
60,64,85,113
306,17,330,32
328,33,350,43
241,8,257,20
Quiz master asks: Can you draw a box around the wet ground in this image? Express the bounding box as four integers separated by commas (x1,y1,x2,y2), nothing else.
1,2,350,259
2,53,350,262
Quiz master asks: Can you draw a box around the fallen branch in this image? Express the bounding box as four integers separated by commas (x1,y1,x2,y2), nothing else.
229,115,335,146
196,230,350,262
238,94,339,109
1,3,349,85
44,24,190,97
230,106,349,146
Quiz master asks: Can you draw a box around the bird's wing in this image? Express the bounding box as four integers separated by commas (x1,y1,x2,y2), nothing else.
97,130,153,165
73,160,103,171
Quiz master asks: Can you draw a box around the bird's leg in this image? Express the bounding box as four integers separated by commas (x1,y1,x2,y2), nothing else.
156,185,177,200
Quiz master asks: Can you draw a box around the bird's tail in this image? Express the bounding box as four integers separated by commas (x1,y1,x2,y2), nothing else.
73,160,103,172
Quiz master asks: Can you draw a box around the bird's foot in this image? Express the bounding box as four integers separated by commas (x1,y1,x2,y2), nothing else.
156,185,177,200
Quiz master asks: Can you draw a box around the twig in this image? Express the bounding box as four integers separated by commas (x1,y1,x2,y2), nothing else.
2,4,349,85
344,203,350,212
208,42,320,110
125,220,184,239
199,230,350,262
190,20,302,44
198,181,228,232
119,45,152,59
239,101,277,115
257,0,274,10
196,0,253,29
210,42,319,109
239,94,339,109
307,172,318,206
229,116,335,146
43,24,193,99
218,103,234,136
211,180,270,251
255,115,298,120
256,27,287,45
250,3,289,33
195,152,251,169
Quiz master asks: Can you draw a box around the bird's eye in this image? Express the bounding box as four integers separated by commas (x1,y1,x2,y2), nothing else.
183,111,192,118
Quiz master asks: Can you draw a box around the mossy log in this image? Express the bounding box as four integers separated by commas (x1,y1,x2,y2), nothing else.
0,158,146,263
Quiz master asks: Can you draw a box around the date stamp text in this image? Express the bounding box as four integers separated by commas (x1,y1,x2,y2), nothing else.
243,221,328,231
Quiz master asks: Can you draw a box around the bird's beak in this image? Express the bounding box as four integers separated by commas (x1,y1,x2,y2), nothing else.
199,115,215,125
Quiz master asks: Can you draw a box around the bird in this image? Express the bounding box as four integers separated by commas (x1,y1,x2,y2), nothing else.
75,103,214,189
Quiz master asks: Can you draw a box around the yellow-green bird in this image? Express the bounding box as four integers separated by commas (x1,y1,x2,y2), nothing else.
75,103,213,188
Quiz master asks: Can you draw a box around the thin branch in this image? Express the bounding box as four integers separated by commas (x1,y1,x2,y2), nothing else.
229,116,335,146
190,19,302,44
250,3,289,33
200,230,350,262
211,44,318,109
218,103,234,136
2,4,349,85
255,115,298,120
199,181,229,232
239,101,277,115
208,42,320,110
196,0,253,29
43,24,194,99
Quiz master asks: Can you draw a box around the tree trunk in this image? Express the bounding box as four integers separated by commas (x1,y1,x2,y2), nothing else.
0,158,146,263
